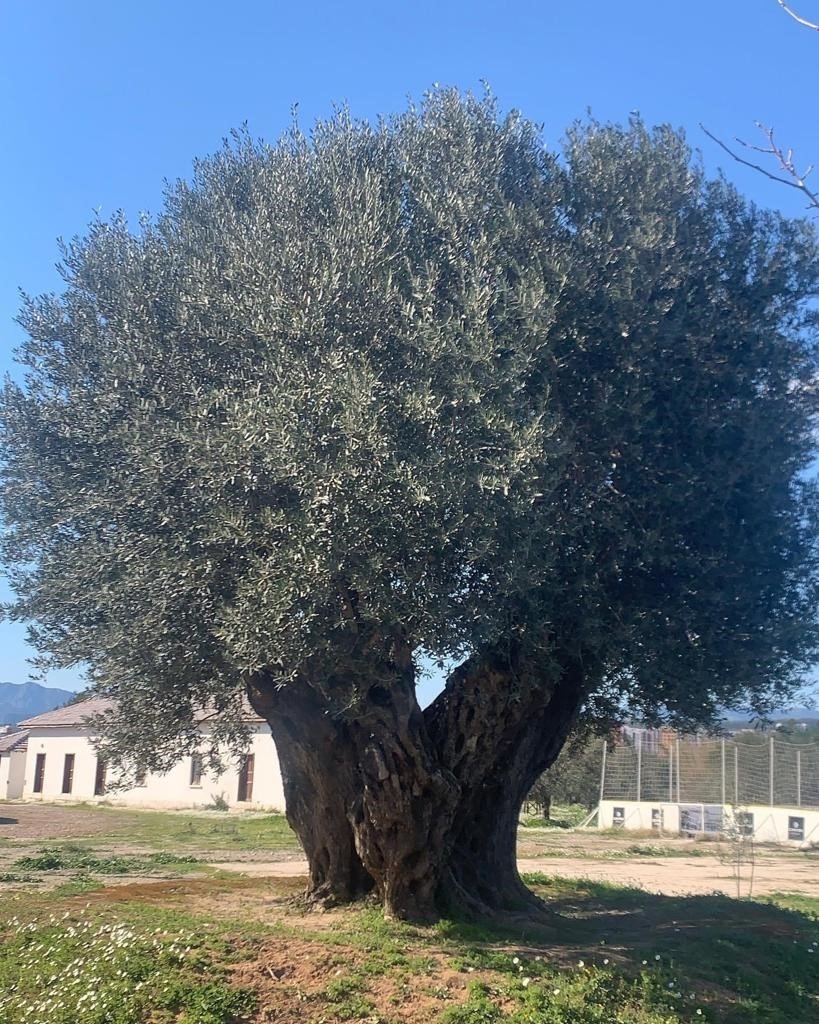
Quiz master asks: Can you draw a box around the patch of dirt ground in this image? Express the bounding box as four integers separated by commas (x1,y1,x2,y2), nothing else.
3,802,817,900
212,851,819,899
231,936,478,1024
0,802,138,840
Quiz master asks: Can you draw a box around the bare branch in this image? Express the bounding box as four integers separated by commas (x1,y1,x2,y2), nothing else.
776,0,819,31
700,123,819,212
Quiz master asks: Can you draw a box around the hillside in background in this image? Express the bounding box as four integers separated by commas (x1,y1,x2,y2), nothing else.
0,681,73,725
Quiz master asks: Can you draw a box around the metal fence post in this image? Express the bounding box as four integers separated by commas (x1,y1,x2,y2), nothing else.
668,742,673,803
734,744,739,805
797,749,802,809
675,737,681,803
636,731,642,803
721,738,726,807
599,738,607,807
769,737,775,807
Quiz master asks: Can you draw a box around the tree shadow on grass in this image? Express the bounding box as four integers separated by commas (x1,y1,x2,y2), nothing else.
437,875,819,1024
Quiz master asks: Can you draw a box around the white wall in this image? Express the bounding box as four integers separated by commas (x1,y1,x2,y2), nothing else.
1,749,26,799
21,723,285,811
599,799,819,846
599,800,681,833
0,753,9,800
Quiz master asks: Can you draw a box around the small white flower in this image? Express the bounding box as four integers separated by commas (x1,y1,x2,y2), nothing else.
522,978,531,987
553,988,560,995
578,960,585,967
512,956,520,965
603,958,609,965
654,954,661,961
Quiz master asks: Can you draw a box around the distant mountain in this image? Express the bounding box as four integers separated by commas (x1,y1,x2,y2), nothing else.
0,682,74,726
720,707,819,731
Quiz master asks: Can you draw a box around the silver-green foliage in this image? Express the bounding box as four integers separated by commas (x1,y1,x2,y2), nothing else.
2,90,819,766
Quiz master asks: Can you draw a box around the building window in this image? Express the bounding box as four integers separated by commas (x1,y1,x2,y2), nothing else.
93,758,107,797
735,811,754,836
190,753,204,787
651,808,663,830
33,753,46,794
788,816,805,841
612,806,625,827
237,753,255,803
61,754,75,794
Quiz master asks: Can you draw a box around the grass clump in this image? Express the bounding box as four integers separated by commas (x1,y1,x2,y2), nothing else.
519,804,590,830
13,844,201,875
98,807,299,852
321,974,375,1019
0,909,256,1024
440,981,505,1023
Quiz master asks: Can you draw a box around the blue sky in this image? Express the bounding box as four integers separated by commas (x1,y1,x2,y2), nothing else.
1,0,817,701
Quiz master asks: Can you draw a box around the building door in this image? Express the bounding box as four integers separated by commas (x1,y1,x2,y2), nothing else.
62,754,75,794
93,758,107,796
237,754,254,803
33,753,46,793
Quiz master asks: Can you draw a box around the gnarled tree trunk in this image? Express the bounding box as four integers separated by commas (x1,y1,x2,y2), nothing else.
247,640,460,923
343,640,459,922
246,674,374,906
426,649,586,918
248,641,588,924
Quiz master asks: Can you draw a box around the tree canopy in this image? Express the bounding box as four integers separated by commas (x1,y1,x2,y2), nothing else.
2,91,819,920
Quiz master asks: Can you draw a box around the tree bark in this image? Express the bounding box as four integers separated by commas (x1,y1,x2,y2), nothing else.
426,648,586,918
343,650,459,922
248,639,588,924
246,675,374,906
247,641,460,923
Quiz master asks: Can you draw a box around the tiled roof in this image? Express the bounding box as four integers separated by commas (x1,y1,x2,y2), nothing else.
20,695,265,729
19,697,115,728
0,730,28,753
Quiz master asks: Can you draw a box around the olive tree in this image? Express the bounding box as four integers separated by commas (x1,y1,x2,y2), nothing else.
3,91,819,922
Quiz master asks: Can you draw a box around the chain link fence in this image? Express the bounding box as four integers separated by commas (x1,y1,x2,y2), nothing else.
602,734,819,809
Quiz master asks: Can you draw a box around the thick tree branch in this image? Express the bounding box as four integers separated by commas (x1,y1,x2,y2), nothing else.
776,0,819,31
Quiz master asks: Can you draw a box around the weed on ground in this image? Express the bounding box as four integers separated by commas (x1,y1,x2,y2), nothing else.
0,860,817,1022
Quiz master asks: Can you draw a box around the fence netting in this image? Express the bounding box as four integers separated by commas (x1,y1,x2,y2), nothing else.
602,734,819,808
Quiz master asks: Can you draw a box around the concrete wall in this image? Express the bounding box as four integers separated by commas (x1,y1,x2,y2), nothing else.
599,798,819,846
1,749,27,799
0,753,10,800
20,723,285,811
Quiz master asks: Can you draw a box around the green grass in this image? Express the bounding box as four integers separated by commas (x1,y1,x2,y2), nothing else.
520,804,590,829
51,804,301,853
0,868,817,1023
519,874,819,1024
761,891,819,918
0,908,256,1024
13,844,202,875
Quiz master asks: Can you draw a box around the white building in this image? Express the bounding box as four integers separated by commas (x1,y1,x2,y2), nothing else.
15,697,286,810
599,798,819,846
0,730,28,800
